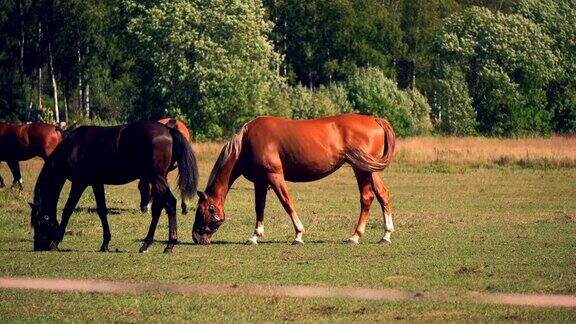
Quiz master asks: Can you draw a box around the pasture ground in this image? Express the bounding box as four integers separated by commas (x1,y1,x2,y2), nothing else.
0,137,575,321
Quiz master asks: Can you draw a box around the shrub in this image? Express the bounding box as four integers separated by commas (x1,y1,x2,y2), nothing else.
346,67,414,137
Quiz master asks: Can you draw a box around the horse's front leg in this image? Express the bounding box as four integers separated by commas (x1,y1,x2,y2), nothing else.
267,174,305,245
6,160,23,190
92,184,111,252
246,182,267,245
53,182,87,250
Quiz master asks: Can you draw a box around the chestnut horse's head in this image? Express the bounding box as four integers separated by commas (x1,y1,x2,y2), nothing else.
193,191,224,244
29,202,59,251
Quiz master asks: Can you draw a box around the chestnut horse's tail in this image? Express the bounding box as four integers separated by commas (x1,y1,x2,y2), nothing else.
168,127,199,199
345,117,396,172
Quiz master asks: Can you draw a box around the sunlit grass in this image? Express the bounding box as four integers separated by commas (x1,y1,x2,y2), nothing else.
0,138,575,321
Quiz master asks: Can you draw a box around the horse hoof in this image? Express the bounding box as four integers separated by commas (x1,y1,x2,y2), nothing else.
378,238,392,245
181,209,188,215
292,239,304,245
139,244,149,253
49,242,60,251
99,246,109,252
163,247,173,254
245,238,258,245
140,207,149,214
344,238,359,245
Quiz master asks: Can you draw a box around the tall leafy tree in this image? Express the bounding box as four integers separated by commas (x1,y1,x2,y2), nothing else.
434,6,558,135
126,0,283,139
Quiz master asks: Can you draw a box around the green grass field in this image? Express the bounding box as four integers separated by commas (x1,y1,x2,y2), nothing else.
1,147,575,321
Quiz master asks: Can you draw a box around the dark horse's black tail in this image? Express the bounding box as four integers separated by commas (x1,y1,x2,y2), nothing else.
168,127,199,199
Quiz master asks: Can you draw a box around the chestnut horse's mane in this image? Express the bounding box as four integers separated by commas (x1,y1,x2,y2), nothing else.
206,124,248,189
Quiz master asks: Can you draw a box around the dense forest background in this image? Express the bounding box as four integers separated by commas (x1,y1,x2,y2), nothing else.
0,0,574,139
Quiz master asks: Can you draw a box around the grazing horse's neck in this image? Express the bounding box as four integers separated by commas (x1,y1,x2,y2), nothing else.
205,131,245,204
206,152,240,204
34,162,66,217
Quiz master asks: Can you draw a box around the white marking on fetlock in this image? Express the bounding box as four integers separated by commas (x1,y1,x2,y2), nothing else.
347,234,360,244
384,212,395,233
292,238,304,245
255,224,264,237
294,231,304,243
247,236,259,245
381,231,392,243
18,178,23,185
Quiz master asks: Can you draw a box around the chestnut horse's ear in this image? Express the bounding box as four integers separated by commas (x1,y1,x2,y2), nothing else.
197,191,208,201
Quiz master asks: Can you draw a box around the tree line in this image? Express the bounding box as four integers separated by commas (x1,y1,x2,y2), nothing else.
0,0,574,139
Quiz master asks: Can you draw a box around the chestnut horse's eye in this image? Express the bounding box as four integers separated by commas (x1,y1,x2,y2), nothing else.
208,204,215,214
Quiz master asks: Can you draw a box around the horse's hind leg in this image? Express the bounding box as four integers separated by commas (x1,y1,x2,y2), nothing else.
267,174,305,245
138,180,152,213
371,174,394,244
54,182,87,250
140,177,173,253
6,160,23,190
181,197,188,215
346,169,375,244
92,184,111,252
246,182,267,245
162,189,178,253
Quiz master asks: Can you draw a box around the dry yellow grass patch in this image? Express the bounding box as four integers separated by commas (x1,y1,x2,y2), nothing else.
395,136,576,167
191,136,576,167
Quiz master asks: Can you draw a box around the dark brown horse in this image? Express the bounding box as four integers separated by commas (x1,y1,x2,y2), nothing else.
30,121,199,253
138,118,193,214
193,113,396,245
0,122,62,189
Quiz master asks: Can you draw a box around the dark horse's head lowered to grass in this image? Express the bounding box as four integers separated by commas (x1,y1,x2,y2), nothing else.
30,121,199,253
0,122,63,189
193,113,395,245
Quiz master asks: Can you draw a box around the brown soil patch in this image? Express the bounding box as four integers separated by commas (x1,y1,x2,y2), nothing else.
0,277,575,308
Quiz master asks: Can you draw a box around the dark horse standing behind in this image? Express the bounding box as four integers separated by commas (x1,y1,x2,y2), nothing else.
30,121,199,253
0,122,62,189
193,113,396,245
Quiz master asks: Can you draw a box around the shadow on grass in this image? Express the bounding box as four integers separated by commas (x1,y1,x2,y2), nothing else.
74,207,131,215
133,239,329,245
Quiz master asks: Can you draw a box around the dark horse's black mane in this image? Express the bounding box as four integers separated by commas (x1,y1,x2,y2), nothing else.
31,121,199,253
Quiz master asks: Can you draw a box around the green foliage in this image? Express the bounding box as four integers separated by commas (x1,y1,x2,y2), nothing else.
266,82,352,120
346,67,434,137
435,66,477,135
514,0,576,133
126,0,283,139
434,6,559,136
405,88,432,134
289,85,339,120
266,0,404,86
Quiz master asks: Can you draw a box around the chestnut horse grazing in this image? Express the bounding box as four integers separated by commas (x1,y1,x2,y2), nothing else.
0,122,62,189
138,118,192,214
193,113,396,245
30,121,199,253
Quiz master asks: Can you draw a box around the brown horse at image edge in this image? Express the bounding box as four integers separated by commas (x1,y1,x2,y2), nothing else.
0,122,62,189
193,113,396,245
